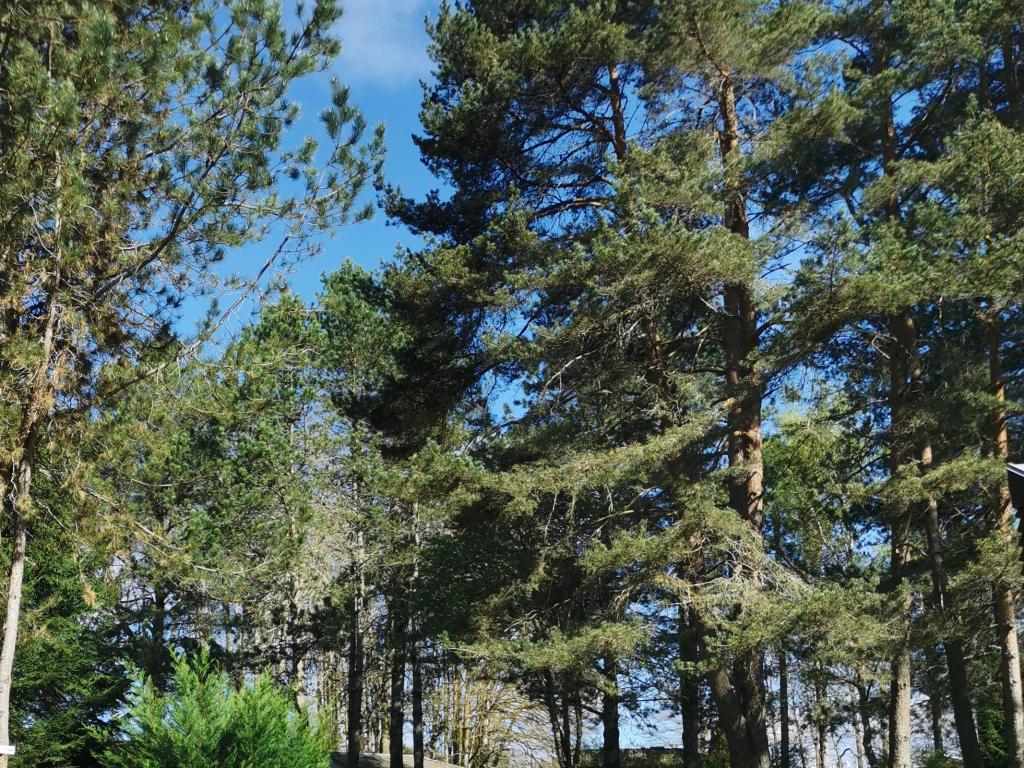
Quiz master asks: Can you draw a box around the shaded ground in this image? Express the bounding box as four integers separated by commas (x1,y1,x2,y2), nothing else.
331,753,464,768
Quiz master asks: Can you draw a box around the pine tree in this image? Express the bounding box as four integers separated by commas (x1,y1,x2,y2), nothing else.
0,0,382,755
764,1,1024,764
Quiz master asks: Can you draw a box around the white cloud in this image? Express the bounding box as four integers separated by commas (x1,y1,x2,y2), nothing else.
336,0,435,88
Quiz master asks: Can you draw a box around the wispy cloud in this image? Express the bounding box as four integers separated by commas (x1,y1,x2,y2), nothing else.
336,0,435,88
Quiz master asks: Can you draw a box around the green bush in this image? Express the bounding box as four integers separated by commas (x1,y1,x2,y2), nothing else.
919,750,959,768
101,651,329,768
977,696,1010,768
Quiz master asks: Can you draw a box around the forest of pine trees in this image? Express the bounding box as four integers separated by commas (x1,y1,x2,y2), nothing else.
1,0,1024,767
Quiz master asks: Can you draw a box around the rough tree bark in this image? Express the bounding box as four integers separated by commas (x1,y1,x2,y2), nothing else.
389,585,407,768
0,264,61,765
855,680,881,768
679,608,703,768
148,584,168,692
709,71,771,768
412,641,424,768
886,309,916,768
923,644,944,755
989,319,1024,768
601,655,622,768
921,468,981,765
347,531,366,768
780,647,791,768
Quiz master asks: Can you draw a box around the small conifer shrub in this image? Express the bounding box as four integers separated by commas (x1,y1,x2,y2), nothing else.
101,651,329,768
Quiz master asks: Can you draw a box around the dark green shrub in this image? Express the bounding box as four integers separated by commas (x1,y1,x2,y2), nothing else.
101,651,329,768
919,750,959,768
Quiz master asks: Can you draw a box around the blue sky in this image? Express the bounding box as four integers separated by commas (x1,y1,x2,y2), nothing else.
192,0,441,334
311,0,440,275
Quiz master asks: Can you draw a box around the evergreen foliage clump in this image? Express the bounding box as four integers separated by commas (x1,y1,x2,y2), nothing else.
101,651,329,768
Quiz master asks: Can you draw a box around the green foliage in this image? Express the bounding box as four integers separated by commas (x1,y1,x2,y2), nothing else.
978,686,1011,768
5,1,1024,767
101,651,329,768
919,751,960,768
7,469,126,767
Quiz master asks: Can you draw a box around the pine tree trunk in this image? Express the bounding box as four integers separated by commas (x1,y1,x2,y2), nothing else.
1005,35,1020,118
712,71,771,768
852,699,867,768
922,487,981,764
572,697,583,768
708,665,761,768
149,584,168,692
0,508,27,766
924,644,944,755
389,588,407,768
989,318,1024,768
544,673,574,768
413,641,424,768
855,681,881,768
348,532,365,768
680,608,703,768
813,677,827,768
462,675,471,768
412,511,425,768
780,648,791,768
347,600,364,767
886,310,916,768
602,655,622,768
734,653,771,768
0,267,60,764
886,527,913,768
996,582,1024,768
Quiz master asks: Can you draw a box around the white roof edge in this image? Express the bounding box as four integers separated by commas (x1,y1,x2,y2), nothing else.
1008,463,1024,477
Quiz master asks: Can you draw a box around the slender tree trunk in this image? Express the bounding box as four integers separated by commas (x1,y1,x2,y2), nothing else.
413,641,424,768
0,274,60,763
149,585,168,692
346,605,364,766
462,674,471,767
924,644,944,755
989,318,1024,768
886,310,916,768
389,588,407,768
572,697,583,768
410,509,425,768
0,509,27,765
780,647,791,768
794,705,808,768
601,655,622,768
886,514,913,768
996,580,1024,768
544,673,573,768
347,531,365,768
680,608,703,768
855,681,881,768
1005,35,1020,119
813,677,827,768
286,514,303,697
852,699,867,768
922,480,981,764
